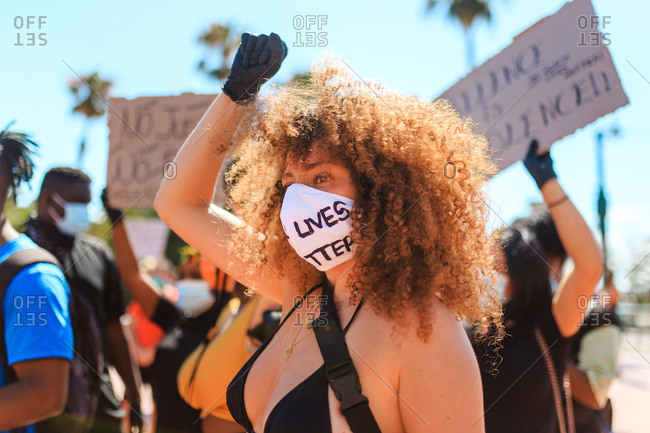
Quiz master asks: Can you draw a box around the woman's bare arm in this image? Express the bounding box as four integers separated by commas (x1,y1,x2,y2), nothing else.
154,93,285,303
542,179,603,337
523,141,603,337
155,33,289,303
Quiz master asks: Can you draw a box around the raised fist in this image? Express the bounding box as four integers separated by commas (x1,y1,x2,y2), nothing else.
222,32,288,103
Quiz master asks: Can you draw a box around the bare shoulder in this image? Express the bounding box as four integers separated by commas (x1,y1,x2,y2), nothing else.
347,297,473,360
402,297,471,349
395,298,485,433
337,297,484,432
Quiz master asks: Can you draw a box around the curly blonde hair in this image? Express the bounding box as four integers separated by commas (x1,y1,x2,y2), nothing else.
228,55,503,343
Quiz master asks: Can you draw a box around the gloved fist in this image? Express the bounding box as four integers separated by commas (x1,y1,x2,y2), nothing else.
523,140,557,190
101,188,123,224
222,32,288,103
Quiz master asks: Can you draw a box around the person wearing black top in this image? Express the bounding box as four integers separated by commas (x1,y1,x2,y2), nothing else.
524,213,622,433
103,190,247,433
26,167,142,433
567,272,621,433
157,32,506,433
473,142,603,433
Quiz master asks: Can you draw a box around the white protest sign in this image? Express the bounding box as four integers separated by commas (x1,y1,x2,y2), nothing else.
123,219,170,260
439,0,628,170
106,93,218,209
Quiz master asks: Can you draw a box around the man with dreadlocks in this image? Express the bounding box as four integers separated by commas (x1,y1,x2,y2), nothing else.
0,125,73,432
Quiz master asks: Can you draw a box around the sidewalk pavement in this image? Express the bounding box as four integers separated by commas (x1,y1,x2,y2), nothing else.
610,335,650,433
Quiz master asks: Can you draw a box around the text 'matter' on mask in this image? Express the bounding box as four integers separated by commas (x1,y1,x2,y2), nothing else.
280,183,357,272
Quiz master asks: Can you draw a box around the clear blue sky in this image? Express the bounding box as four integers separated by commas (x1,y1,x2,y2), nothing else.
2,0,648,291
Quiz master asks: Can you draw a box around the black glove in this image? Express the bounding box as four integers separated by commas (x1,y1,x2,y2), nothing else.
523,140,557,190
222,32,288,103
101,188,123,224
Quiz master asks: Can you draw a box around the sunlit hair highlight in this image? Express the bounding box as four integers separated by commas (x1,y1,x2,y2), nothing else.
227,54,504,343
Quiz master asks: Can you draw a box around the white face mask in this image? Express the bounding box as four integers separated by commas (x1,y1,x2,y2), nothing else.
49,193,91,237
280,183,357,271
175,279,214,317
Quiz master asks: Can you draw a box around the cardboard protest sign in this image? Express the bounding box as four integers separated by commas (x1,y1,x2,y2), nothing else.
106,93,217,209
439,0,628,170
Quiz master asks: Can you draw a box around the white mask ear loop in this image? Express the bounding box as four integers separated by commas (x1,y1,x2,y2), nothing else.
51,192,66,207
48,192,67,222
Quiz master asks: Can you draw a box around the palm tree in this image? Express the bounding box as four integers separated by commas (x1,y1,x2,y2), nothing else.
425,0,491,70
67,72,113,165
287,71,312,86
197,23,242,81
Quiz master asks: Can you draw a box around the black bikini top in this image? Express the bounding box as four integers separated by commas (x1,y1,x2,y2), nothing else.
226,281,364,433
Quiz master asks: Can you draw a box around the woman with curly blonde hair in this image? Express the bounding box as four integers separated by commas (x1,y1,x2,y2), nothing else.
155,32,503,433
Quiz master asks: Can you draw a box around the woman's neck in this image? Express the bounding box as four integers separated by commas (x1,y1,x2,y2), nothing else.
324,259,356,303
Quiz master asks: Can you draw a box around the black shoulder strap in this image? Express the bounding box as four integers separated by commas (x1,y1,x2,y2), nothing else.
0,248,62,296
313,278,381,433
0,248,62,379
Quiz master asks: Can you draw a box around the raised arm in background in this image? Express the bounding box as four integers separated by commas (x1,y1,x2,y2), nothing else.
103,189,164,318
524,140,604,337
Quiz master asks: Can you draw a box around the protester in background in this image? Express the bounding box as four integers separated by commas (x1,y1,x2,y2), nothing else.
125,257,173,370
25,167,142,433
568,270,621,433
103,190,248,433
518,210,622,432
474,141,604,433
122,258,169,433
126,287,165,367
519,209,622,432
0,127,72,432
156,32,503,433
513,209,568,290
177,283,282,433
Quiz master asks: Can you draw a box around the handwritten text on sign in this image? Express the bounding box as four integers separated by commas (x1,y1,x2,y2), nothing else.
106,93,217,209
439,0,628,170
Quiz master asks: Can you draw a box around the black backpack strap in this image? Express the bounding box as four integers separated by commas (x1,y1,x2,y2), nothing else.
0,247,62,293
313,278,381,433
0,247,61,433
0,248,62,379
